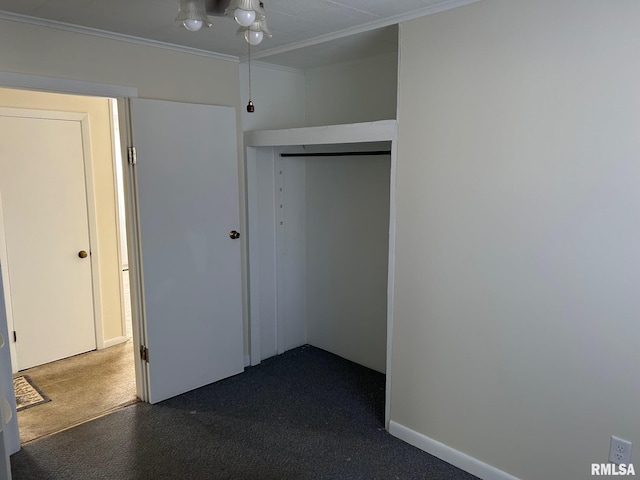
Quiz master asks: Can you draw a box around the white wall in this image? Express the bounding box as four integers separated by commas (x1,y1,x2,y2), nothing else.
305,147,390,373
305,53,398,127
392,1,640,479
240,63,306,132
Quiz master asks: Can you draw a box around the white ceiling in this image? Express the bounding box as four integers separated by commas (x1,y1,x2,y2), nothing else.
0,0,476,69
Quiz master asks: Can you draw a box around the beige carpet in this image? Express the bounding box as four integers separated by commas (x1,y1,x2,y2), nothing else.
16,337,138,444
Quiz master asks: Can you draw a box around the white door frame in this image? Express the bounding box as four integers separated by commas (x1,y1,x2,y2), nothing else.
244,119,398,429
107,98,131,349
0,107,102,372
115,98,152,403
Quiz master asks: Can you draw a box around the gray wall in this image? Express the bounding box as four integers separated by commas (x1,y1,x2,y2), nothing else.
392,1,640,478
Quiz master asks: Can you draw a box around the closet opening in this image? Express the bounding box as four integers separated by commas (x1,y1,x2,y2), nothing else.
246,121,397,428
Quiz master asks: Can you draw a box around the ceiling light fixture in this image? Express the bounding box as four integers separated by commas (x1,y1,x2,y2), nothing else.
177,0,272,47
174,0,270,113
175,0,212,31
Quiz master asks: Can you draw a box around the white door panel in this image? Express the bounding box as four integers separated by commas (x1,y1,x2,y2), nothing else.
130,99,244,404
0,111,96,371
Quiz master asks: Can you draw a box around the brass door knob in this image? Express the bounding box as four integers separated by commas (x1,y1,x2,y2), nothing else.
78,250,88,258
229,230,241,240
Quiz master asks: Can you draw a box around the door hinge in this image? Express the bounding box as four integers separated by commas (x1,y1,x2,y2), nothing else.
140,345,149,363
128,146,137,165
13,331,16,342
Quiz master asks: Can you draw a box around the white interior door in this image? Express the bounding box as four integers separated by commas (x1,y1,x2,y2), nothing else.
0,109,96,371
130,98,245,404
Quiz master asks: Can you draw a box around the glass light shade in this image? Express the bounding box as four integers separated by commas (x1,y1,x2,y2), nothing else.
234,8,256,27
244,29,263,45
183,19,203,31
175,0,212,30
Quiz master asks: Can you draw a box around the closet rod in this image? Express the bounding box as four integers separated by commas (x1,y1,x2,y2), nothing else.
280,150,391,158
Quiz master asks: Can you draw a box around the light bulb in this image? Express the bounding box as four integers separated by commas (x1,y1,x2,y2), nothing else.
235,8,256,27
183,19,203,31
244,30,263,45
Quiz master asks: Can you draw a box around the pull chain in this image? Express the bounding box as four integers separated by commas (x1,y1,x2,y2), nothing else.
246,41,255,113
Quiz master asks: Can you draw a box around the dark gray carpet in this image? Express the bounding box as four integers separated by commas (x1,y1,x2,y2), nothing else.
11,345,478,480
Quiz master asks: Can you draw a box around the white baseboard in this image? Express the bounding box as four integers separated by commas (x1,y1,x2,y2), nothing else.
389,421,520,480
101,336,129,349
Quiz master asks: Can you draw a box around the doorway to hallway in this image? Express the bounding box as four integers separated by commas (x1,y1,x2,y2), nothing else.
0,87,139,444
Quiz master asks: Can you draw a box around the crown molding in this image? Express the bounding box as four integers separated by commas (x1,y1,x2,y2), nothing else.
0,11,240,63
247,0,482,61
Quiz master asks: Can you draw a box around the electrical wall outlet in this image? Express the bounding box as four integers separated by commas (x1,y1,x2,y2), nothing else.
609,436,633,465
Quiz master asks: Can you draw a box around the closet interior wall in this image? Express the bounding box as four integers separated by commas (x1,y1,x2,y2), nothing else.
249,142,391,373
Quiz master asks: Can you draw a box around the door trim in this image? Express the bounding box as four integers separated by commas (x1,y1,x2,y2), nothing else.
117,98,149,402
0,107,103,371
